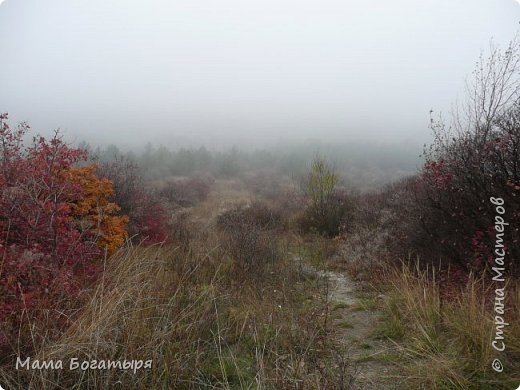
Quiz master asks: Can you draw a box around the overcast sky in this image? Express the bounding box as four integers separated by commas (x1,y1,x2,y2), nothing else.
0,0,519,149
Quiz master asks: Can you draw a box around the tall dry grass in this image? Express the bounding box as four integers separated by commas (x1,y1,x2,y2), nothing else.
0,224,355,389
378,263,520,389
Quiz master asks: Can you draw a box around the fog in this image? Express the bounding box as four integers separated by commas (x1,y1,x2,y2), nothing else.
0,0,519,150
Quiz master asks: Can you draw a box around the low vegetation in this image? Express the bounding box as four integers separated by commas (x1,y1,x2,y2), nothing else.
376,265,520,389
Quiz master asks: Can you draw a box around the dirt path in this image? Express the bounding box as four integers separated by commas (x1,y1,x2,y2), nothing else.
298,261,404,389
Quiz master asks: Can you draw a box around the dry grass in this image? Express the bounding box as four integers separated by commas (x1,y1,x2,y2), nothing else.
377,263,520,389
191,179,253,222
0,220,355,389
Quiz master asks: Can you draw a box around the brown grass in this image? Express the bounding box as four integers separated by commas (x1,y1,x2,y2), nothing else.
377,263,520,389
0,221,356,389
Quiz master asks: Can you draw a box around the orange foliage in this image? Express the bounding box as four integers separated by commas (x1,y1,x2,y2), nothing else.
67,165,128,256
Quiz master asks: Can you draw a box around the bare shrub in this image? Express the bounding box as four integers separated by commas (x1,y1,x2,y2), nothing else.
242,169,282,199
299,189,352,238
157,175,213,207
331,176,418,277
216,202,283,270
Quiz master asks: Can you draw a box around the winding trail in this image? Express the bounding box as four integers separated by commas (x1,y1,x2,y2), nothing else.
299,260,404,389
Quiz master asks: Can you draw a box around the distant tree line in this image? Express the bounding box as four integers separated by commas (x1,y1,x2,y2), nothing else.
77,140,420,190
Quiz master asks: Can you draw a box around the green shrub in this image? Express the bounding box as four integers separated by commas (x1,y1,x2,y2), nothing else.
299,157,351,237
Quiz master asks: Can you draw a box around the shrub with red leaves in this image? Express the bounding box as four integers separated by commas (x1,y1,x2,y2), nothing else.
0,114,127,357
413,41,520,275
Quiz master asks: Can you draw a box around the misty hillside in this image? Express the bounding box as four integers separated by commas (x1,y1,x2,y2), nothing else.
1,1,520,389
84,139,422,191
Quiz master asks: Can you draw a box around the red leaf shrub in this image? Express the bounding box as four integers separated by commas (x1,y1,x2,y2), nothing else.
0,114,127,357
412,41,520,275
414,105,520,275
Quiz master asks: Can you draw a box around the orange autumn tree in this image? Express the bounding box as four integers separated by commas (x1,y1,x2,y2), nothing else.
67,164,128,256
